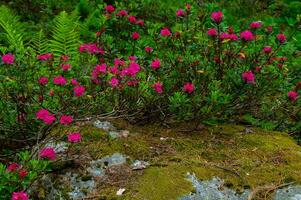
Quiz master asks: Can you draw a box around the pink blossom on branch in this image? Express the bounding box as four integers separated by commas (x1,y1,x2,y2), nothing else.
151,59,161,70
207,28,217,37
152,82,163,94
250,21,262,29
161,28,172,37
11,192,28,200
53,75,67,86
176,9,184,17
183,82,195,94
39,147,56,160
38,77,48,85
132,32,140,40
73,85,85,97
240,30,254,41
2,53,14,64
105,5,115,13
109,77,119,88
288,91,298,102
60,115,73,125
37,53,53,61
242,71,255,84
68,132,81,143
277,33,286,43
211,11,223,24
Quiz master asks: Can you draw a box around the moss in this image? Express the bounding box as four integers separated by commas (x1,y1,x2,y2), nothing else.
125,164,194,200
50,121,301,199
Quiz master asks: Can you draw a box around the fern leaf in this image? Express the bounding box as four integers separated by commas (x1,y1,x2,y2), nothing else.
30,30,49,55
48,11,80,58
0,6,25,52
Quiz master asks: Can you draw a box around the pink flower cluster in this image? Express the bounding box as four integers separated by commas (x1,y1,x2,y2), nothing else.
242,71,255,84
36,109,56,125
151,59,161,70
2,53,14,64
39,147,56,160
250,21,262,29
183,82,195,94
39,76,48,85
53,75,67,86
79,43,105,54
288,91,298,102
68,132,81,143
73,85,85,97
37,53,53,61
12,192,28,200
161,28,172,37
60,115,73,125
152,82,163,94
211,11,223,24
240,30,254,41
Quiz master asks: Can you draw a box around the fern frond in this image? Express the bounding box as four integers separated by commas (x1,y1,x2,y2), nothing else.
48,11,80,58
0,6,25,52
30,30,49,55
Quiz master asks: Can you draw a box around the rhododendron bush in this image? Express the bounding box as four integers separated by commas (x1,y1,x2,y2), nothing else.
0,2,301,198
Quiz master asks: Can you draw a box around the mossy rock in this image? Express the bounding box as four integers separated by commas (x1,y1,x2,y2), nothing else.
51,121,301,200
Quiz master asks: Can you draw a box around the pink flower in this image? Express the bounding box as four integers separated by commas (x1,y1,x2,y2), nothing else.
7,163,20,172
71,78,78,85
118,10,127,16
277,33,286,43
39,147,56,160
2,53,14,64
186,4,191,11
95,64,107,73
36,109,50,120
110,66,119,75
263,46,272,54
250,21,262,29
132,32,140,40
211,11,223,24
109,77,119,88
61,64,71,71
60,115,73,125
128,16,137,23
37,53,53,61
53,75,67,86
151,59,161,70
68,132,81,143
183,82,195,94
161,28,172,37
19,169,28,178
73,85,85,97
128,56,137,61
39,77,48,85
79,43,105,54
105,5,115,13
176,9,184,17
242,71,255,84
60,55,69,62
220,32,230,40
229,34,239,41
145,46,153,53
11,192,28,200
136,19,144,26
207,28,217,37
240,30,254,41
288,91,298,102
128,62,140,77
152,82,163,94
43,115,56,125
266,26,273,33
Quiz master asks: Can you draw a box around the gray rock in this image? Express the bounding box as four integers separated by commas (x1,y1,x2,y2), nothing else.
179,174,250,200
131,160,150,170
94,120,117,131
274,186,301,200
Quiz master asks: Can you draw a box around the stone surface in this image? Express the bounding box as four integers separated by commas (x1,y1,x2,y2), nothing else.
180,174,250,200
94,120,117,131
